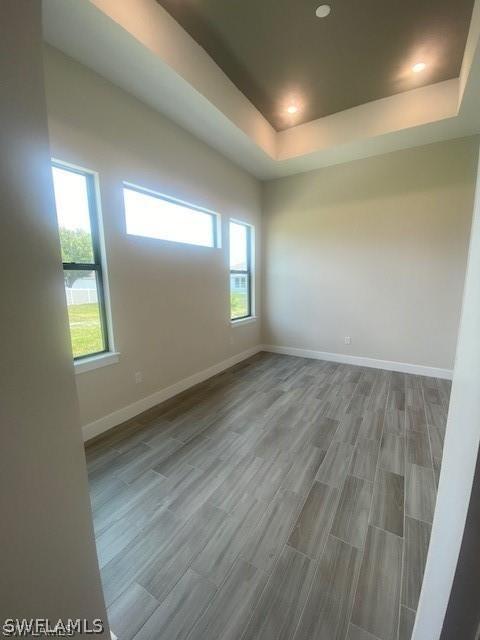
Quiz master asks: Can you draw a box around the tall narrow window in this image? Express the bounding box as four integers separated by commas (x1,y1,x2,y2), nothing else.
230,220,252,320
51,163,109,359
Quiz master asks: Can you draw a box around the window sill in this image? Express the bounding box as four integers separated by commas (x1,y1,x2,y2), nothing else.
230,316,257,327
74,351,120,374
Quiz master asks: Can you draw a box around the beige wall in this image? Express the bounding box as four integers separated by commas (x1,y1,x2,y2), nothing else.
262,138,479,370
0,2,108,630
43,46,261,430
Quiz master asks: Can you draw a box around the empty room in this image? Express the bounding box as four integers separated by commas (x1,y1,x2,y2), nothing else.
2,1,480,640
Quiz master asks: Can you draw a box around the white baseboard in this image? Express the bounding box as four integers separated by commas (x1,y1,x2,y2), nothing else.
261,344,453,380
82,345,262,442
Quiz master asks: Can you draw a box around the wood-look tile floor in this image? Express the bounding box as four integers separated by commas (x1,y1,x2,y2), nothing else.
86,352,450,640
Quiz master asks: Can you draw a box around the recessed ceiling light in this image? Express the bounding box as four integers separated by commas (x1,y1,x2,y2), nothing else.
286,104,299,114
412,62,427,73
315,4,331,18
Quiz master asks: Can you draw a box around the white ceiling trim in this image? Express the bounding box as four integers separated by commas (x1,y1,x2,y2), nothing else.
43,0,480,179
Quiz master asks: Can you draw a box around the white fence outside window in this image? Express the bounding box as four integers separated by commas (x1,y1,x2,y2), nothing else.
65,288,98,306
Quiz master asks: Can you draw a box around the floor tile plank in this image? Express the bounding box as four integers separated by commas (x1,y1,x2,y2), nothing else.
310,416,340,450
402,516,432,610
406,432,431,468
331,475,373,548
137,502,227,602
293,536,362,640
108,583,158,640
357,410,385,441
241,545,316,640
281,445,326,496
379,433,405,476
335,414,364,445
351,526,403,640
193,497,266,586
428,426,444,461
370,469,404,537
242,489,303,572
346,624,381,640
100,505,183,607
405,408,427,434
399,606,416,640
188,560,268,640
133,569,216,640
287,481,339,559
424,402,447,431
383,410,405,436
350,438,380,482
405,464,436,523
315,441,354,487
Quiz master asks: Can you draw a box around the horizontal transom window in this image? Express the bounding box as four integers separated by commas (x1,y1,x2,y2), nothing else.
123,184,218,248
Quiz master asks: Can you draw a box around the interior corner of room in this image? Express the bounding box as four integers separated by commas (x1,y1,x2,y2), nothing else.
3,1,480,639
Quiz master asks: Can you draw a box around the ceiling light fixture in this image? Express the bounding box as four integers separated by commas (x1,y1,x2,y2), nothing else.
315,4,331,18
412,62,427,73
286,104,299,114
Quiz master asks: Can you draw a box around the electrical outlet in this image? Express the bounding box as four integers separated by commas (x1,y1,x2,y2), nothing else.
344,336,351,345
134,371,143,384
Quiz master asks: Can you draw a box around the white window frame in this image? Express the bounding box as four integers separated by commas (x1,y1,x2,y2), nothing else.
229,218,256,325
51,158,118,374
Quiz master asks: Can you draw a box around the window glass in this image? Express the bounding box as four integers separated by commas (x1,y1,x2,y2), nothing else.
64,270,105,358
229,221,248,270
52,166,94,263
230,273,249,319
123,186,216,248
